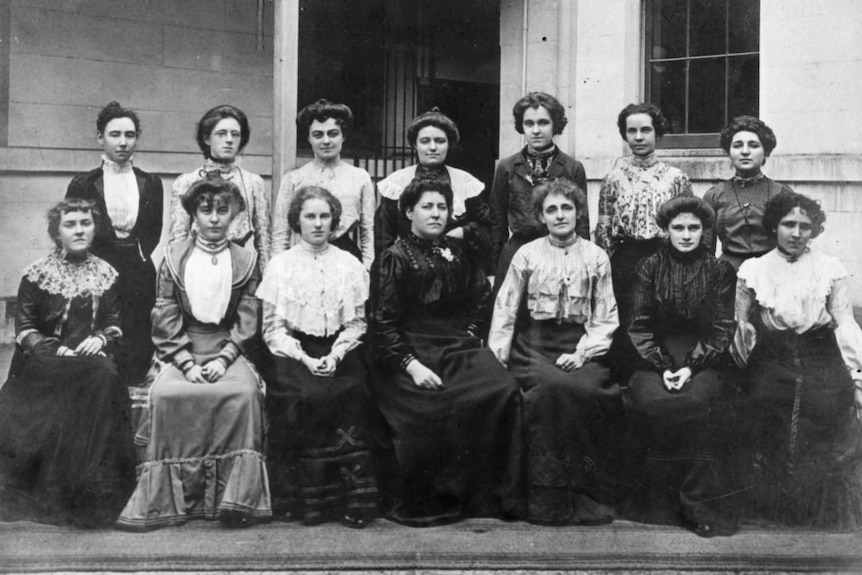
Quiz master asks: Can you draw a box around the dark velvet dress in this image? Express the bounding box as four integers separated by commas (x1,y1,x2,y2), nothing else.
0,250,136,527
369,234,524,525
625,244,738,530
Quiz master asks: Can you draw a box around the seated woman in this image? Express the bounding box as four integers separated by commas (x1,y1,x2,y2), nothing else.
370,178,523,526
488,178,620,525
117,177,270,531
257,185,378,528
0,199,135,528
625,196,737,537
375,107,490,262
734,191,862,531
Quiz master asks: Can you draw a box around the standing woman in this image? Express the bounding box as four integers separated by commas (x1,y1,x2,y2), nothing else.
118,178,270,530
0,199,135,527
370,178,523,526
734,191,862,530
271,99,375,268
258,186,378,528
490,92,588,284
375,107,490,260
169,104,271,270
703,116,793,270
66,101,163,384
595,103,692,377
625,196,737,537
489,178,620,525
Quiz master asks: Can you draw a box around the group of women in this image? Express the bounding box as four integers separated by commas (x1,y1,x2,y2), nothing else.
0,93,860,536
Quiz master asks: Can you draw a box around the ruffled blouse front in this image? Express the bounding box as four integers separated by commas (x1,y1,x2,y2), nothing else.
488,235,619,364
736,247,862,371
257,241,369,362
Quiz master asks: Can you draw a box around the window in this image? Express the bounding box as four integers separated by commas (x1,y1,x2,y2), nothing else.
645,0,760,147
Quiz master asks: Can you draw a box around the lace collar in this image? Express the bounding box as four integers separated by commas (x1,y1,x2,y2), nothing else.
24,249,117,299
101,155,133,174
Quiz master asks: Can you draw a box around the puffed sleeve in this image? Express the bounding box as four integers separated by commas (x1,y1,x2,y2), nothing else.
487,248,529,365
169,172,196,245
489,161,511,275
575,248,619,360
270,174,295,256
374,196,401,255
358,173,376,269
95,282,123,348
151,260,195,371
369,248,414,372
218,263,261,366
14,277,57,353
828,275,862,373
594,173,617,253
628,257,674,372
685,260,737,372
247,172,272,271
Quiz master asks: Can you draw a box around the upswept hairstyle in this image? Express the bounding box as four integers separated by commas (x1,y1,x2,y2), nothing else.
48,198,101,248
398,177,454,219
763,190,826,239
531,178,587,225
513,92,568,135
296,99,354,138
181,176,246,216
195,105,251,159
406,107,460,147
617,102,669,139
719,115,778,156
287,185,343,234
655,195,716,231
96,101,141,134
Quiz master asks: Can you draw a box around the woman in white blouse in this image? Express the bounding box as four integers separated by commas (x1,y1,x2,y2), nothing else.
489,178,621,525
258,185,377,528
734,190,862,530
271,99,375,269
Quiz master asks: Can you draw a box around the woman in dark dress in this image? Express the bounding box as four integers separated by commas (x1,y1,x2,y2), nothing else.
258,185,378,528
625,196,738,537
734,191,862,530
703,116,793,271
0,199,136,528
375,108,490,262
66,101,164,384
370,178,524,526
489,178,620,525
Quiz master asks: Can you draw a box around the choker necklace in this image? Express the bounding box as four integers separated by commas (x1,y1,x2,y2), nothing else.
195,236,230,265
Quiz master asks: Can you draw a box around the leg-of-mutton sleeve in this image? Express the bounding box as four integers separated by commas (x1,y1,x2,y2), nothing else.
151,259,195,371
15,278,57,351
358,176,376,269
628,257,675,372
168,172,196,245
489,161,511,275
261,300,304,360
369,248,415,372
594,173,617,253
245,171,272,271
270,175,295,257
684,260,737,372
487,250,528,365
220,267,261,367
574,248,618,360
828,275,862,374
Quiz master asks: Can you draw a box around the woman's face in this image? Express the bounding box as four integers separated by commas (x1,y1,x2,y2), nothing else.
667,212,703,253
308,118,344,161
298,197,333,247
776,206,813,257
728,130,766,177
406,191,449,240
56,210,95,255
415,126,449,167
625,113,657,157
205,117,242,162
194,198,234,242
539,192,578,240
98,117,138,165
522,105,555,152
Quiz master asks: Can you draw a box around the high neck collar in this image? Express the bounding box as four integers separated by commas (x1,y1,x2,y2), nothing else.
101,155,133,174
300,239,330,255
630,151,658,168
732,172,765,187
548,234,578,249
194,235,230,253
312,157,342,169
666,242,705,262
406,231,444,249
59,248,90,264
204,157,236,174
524,145,557,162
775,244,810,264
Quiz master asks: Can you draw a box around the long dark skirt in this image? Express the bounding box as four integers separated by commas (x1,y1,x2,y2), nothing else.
607,238,663,382
267,335,378,524
97,240,156,385
740,326,862,530
0,355,136,527
509,320,622,524
371,318,524,525
625,332,736,529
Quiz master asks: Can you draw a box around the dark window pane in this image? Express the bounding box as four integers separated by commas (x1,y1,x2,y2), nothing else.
650,60,687,133
651,0,688,59
728,0,759,53
690,0,727,56
688,57,726,133
728,54,759,118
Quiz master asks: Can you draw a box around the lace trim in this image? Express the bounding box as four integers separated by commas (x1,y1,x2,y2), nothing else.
23,250,117,299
